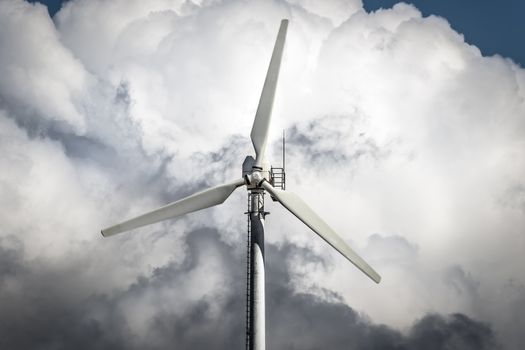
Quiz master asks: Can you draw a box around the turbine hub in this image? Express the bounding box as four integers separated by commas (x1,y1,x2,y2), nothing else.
252,171,263,183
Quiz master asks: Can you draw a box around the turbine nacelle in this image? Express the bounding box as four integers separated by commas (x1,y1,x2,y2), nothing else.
242,155,271,189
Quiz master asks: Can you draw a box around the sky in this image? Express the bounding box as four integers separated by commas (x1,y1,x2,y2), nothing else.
364,0,525,67
1,0,524,349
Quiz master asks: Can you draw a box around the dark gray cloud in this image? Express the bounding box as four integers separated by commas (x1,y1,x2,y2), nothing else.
0,230,498,350
0,237,126,350
283,114,392,174
499,185,525,213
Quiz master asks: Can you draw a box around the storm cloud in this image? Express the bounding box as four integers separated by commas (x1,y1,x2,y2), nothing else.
0,230,498,350
1,0,524,349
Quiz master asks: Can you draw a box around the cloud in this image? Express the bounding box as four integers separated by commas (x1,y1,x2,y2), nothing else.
0,0,524,349
0,0,88,132
0,229,498,350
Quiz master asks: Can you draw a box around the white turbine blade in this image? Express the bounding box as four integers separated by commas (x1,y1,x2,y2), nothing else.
261,181,381,283
251,19,288,167
102,178,245,237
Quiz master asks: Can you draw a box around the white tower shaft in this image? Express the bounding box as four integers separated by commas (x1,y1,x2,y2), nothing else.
249,190,266,350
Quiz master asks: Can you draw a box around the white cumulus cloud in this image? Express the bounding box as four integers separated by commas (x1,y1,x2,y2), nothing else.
0,0,524,349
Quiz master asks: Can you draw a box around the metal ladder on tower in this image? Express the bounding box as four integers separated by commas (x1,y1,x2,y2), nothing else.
245,194,252,350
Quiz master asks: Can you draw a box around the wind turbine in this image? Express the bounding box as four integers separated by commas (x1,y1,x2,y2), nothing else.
101,19,381,350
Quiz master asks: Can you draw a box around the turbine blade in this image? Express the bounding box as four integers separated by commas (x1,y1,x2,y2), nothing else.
102,178,245,237
261,181,381,283
251,19,288,167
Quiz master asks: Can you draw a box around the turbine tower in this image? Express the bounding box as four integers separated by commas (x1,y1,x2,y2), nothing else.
101,19,381,350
